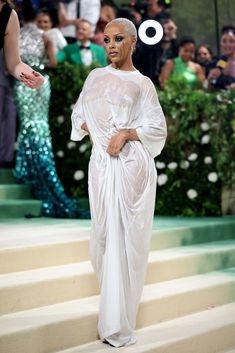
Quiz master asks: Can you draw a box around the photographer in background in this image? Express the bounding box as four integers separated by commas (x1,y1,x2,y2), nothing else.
207,27,235,90
133,0,173,83
130,0,167,26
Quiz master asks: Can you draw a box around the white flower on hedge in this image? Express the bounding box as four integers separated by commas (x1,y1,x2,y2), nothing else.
74,170,85,181
157,174,168,186
167,162,178,170
156,161,166,169
79,144,88,153
208,172,218,183
57,116,65,124
172,111,177,119
200,122,210,131
201,134,210,144
187,189,198,199
204,156,213,164
216,94,223,102
188,153,198,161
67,141,76,149
56,150,64,158
180,160,190,169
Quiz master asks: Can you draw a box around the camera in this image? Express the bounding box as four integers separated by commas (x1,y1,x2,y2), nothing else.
119,0,148,20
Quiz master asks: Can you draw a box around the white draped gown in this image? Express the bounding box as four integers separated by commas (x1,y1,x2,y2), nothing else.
71,65,167,347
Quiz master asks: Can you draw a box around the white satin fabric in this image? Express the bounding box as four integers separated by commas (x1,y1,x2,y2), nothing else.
71,65,167,347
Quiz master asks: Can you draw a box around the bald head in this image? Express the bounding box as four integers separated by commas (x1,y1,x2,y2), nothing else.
106,18,137,38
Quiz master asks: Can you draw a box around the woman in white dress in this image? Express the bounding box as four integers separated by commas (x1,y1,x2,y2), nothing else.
71,18,167,347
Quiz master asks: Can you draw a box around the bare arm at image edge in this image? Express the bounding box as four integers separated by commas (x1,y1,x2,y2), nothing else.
4,10,44,88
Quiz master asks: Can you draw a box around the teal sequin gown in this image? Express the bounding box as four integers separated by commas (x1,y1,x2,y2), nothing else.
14,23,88,218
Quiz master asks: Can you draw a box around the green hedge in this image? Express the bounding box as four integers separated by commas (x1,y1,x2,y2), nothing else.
49,64,235,216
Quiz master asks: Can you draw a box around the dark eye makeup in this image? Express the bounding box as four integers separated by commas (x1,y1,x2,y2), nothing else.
115,36,124,42
104,36,125,44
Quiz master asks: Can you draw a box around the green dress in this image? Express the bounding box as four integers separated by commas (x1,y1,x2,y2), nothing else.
14,24,88,218
171,57,198,88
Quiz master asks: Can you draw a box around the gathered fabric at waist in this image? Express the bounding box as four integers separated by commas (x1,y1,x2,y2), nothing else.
90,139,150,163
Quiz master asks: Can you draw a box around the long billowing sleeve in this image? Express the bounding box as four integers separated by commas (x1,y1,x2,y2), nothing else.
71,91,88,141
136,78,167,158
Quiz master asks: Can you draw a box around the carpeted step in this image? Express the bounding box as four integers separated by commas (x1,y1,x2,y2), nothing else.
0,169,14,184
56,303,235,353
0,199,42,218
0,268,234,353
0,184,32,200
0,217,235,273
0,240,235,315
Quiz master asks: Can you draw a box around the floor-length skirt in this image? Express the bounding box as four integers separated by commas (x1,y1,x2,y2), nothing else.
88,144,157,347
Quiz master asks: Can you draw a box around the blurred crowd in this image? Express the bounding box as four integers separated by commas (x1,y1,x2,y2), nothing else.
1,0,235,168
8,0,235,89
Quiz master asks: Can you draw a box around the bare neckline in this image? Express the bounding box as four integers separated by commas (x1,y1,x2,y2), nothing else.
107,65,140,75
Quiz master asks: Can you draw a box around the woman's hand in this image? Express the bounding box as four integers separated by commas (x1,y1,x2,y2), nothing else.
20,71,44,89
107,131,128,157
4,10,45,88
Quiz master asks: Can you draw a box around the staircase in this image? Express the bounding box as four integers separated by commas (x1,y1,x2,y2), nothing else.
0,217,235,353
0,169,42,218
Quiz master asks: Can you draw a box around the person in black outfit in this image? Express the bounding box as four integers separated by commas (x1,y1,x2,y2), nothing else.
0,51,17,167
0,0,44,167
132,0,173,84
0,0,44,88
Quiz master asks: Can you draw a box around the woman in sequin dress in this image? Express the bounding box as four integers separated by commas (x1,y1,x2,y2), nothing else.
14,0,86,218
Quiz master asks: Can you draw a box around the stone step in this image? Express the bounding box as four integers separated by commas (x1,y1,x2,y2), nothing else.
0,240,235,315
0,169,14,184
0,184,32,200
1,217,235,273
56,302,235,353
0,199,42,219
0,224,90,274
0,268,234,353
